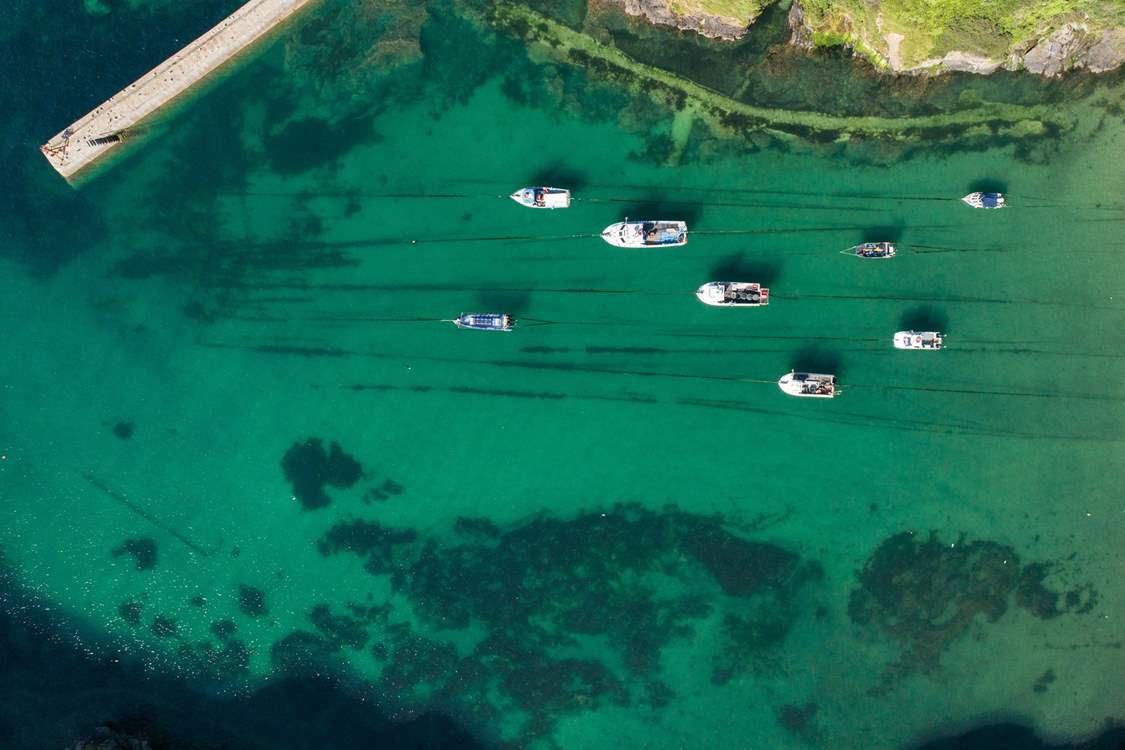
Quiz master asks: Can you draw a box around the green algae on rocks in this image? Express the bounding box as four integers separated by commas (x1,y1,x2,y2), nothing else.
488,2,1073,145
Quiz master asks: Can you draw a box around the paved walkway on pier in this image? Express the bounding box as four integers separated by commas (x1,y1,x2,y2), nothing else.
40,0,317,180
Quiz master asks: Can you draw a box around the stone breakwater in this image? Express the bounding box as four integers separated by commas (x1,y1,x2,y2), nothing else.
40,0,319,180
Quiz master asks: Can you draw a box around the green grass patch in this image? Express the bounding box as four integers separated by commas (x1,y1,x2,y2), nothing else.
667,0,770,23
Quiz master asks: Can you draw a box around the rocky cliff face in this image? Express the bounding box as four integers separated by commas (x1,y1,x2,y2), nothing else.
1018,24,1125,76
611,0,1125,77
612,0,753,41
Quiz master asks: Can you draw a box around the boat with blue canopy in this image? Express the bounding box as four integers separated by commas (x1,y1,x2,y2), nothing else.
451,313,514,331
601,219,688,248
962,192,1005,209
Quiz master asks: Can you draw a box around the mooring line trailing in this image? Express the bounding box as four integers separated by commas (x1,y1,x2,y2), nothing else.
82,473,220,556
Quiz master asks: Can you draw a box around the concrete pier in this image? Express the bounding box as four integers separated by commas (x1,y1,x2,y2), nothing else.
40,0,318,180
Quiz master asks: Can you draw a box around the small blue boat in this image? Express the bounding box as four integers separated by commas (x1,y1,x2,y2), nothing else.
452,313,514,331
963,192,1005,209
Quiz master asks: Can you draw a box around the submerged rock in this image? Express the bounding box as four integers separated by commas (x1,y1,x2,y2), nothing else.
281,437,363,510
849,531,1098,685
111,537,157,571
74,725,153,750
238,584,268,617
318,502,820,742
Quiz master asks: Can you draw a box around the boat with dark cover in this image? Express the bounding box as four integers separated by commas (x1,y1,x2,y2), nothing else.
845,242,896,259
696,282,769,307
778,371,836,398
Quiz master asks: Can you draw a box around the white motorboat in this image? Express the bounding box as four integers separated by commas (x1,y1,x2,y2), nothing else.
695,282,769,307
894,330,944,350
962,192,1005,209
844,242,896,259
601,219,687,248
510,186,571,209
778,371,836,399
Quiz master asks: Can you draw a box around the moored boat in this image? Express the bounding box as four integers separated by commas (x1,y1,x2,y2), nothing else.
778,371,836,399
510,186,571,209
845,241,896,259
962,191,1005,209
601,219,687,248
695,282,769,307
452,313,514,331
893,330,944,350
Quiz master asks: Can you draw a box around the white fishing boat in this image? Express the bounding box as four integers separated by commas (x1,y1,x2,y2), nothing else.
510,186,571,209
962,192,1005,209
451,313,513,331
778,371,836,399
695,282,769,307
601,219,687,248
844,241,896,259
893,330,944,350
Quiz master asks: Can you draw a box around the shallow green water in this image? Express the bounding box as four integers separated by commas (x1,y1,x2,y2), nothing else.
1,1,1123,748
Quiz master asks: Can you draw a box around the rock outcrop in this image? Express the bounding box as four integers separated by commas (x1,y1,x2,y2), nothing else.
620,0,1124,77
787,0,812,49
1019,24,1125,76
614,0,751,41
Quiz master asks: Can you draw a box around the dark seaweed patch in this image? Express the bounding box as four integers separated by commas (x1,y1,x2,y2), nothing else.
111,537,157,571
151,615,178,639
309,603,370,650
118,600,143,626
849,532,1098,688
238,585,268,618
281,438,364,510
317,503,816,742
1032,668,1056,694
269,631,340,677
211,619,237,639
264,116,379,176
775,702,818,732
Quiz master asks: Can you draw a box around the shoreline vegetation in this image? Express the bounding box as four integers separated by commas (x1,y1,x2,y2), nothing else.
490,1,1074,146
605,0,1124,76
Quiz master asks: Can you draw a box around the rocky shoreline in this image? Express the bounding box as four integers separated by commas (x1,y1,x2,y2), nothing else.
606,0,1125,77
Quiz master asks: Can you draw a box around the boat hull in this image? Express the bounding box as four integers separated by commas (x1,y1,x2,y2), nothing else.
778,371,836,398
510,186,571,209
601,220,687,248
962,192,1005,209
453,313,513,331
696,282,769,307
893,331,943,350
847,242,896,259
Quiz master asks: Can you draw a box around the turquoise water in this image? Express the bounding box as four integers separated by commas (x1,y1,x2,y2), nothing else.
1,1,1124,748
